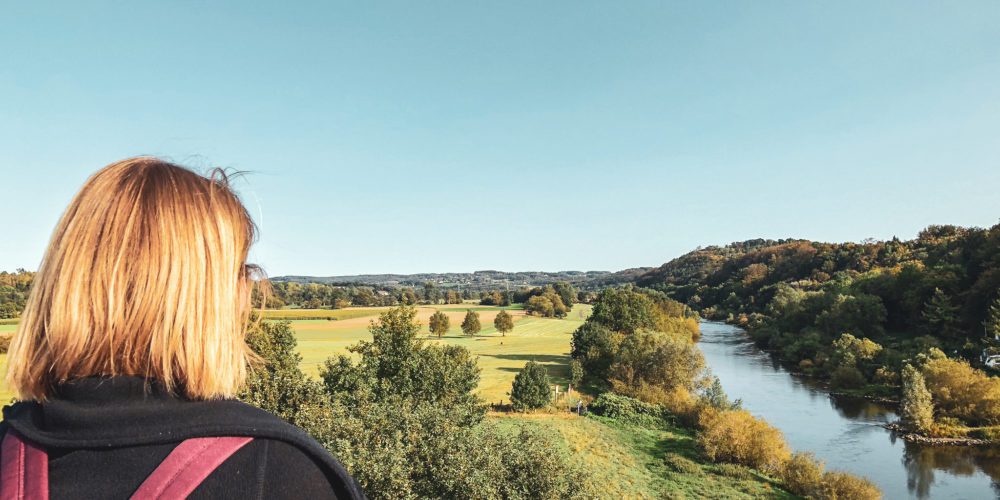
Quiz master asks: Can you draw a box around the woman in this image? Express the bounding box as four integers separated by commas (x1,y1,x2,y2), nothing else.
1,158,365,499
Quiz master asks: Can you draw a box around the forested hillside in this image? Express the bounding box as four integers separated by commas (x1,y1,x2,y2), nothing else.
636,224,1000,438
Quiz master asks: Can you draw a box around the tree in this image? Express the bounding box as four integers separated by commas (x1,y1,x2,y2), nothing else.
429,310,450,338
494,310,514,337
569,359,584,387
984,295,1000,340
525,295,555,317
900,364,934,434
552,281,577,309
589,287,656,334
511,361,551,410
461,309,481,336
922,288,961,338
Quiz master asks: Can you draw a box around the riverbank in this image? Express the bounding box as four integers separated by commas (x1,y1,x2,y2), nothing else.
698,320,1000,499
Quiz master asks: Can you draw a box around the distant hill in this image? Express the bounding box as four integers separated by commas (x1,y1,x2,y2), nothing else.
273,268,651,291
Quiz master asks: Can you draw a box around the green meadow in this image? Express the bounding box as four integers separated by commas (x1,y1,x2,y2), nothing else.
288,303,591,403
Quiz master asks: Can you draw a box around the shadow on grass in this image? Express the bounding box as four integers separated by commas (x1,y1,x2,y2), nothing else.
479,353,570,363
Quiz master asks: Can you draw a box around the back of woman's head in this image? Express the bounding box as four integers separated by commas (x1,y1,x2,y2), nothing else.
8,157,260,401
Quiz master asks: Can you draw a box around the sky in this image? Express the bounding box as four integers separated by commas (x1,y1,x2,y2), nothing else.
2,1,999,276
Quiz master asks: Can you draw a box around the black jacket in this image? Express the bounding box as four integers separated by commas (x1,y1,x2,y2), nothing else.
1,377,365,499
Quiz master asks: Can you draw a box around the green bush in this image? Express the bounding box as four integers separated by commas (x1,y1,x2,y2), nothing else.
510,360,552,410
829,365,866,390
589,393,669,426
663,454,702,475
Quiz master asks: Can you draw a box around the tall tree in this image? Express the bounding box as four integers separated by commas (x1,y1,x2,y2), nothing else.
494,310,514,337
429,310,450,338
922,288,962,338
984,295,1000,340
461,309,481,336
900,364,934,434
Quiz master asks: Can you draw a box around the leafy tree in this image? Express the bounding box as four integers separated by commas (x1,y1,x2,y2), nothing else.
922,288,962,338
428,310,450,338
589,287,656,333
984,295,1000,339
608,330,707,407
525,295,554,317
552,281,577,309
510,361,551,410
493,310,514,337
461,309,481,336
900,364,934,434
569,359,584,387
570,322,623,382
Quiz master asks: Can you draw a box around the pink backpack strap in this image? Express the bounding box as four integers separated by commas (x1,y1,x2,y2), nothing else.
130,437,253,500
1,430,50,499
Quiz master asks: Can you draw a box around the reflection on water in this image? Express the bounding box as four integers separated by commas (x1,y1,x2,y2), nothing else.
699,321,1000,499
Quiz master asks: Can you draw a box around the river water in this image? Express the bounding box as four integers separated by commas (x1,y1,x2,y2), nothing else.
698,321,1000,499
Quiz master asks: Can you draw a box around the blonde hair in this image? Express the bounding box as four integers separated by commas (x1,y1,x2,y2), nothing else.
8,157,261,401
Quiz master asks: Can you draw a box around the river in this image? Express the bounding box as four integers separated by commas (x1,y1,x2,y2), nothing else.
698,321,1000,499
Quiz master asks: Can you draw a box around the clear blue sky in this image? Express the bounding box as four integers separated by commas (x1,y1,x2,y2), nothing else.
2,2,999,276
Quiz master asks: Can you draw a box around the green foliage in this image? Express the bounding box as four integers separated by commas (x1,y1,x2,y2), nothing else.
588,393,670,427
493,309,514,336
922,288,961,338
551,281,577,309
460,309,481,336
829,365,866,390
523,287,568,318
428,309,449,338
570,322,623,382
900,364,934,434
243,307,580,499
608,330,706,407
588,287,656,333
510,361,551,410
0,270,34,319
568,359,584,387
983,295,1000,339
831,333,882,368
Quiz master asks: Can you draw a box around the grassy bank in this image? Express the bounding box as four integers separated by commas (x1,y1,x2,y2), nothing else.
493,412,796,499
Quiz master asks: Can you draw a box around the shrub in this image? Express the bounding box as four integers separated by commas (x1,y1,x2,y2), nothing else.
663,454,702,475
589,393,669,426
816,471,881,500
510,361,551,410
0,334,11,354
829,365,866,390
714,463,754,481
697,409,791,474
922,355,1000,426
781,452,824,497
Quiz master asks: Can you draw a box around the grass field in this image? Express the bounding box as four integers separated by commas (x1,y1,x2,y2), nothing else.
497,413,793,499
287,304,591,403
0,303,590,405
